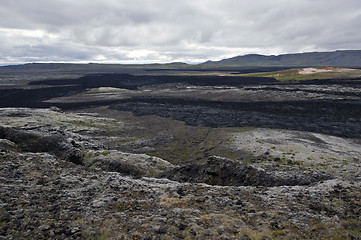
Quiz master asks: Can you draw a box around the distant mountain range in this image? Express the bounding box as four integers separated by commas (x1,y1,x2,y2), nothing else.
203,50,361,67
1,50,361,70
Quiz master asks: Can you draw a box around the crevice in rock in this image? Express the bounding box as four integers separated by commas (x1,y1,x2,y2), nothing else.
0,126,333,186
159,156,333,187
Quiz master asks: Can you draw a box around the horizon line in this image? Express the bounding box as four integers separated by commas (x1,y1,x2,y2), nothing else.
1,49,360,67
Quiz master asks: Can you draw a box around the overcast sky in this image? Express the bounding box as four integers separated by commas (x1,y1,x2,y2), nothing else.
1,0,361,64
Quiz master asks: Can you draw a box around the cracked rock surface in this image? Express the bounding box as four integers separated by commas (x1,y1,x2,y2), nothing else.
0,107,360,239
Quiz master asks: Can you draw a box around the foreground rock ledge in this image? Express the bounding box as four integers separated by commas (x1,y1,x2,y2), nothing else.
1,148,360,239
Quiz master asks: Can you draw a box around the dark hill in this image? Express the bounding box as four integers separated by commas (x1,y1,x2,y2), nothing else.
203,50,361,67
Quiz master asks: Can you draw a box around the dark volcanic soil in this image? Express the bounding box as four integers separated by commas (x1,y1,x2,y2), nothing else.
1,73,361,139
110,97,361,138
0,73,276,107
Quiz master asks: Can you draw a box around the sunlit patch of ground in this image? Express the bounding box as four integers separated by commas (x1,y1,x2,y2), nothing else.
237,67,361,81
298,67,356,75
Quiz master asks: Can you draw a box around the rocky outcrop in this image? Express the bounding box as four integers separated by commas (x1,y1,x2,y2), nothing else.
0,126,83,164
0,108,174,178
83,150,174,178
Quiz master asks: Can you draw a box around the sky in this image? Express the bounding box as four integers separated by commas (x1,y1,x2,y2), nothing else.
1,0,361,64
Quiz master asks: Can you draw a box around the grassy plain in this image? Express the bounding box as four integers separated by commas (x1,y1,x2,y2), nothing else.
234,67,361,81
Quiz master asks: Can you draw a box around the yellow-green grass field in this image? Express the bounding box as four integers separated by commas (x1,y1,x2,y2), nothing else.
236,67,361,81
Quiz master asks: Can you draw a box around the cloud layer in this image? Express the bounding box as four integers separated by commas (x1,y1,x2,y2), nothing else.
1,0,361,64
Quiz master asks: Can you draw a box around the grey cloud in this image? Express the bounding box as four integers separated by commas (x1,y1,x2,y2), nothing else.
1,0,361,64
